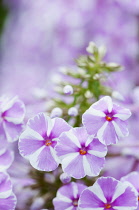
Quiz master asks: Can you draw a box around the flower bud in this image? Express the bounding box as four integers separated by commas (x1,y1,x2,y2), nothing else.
63,85,73,95
68,107,78,116
60,173,71,184
86,42,96,54
50,107,63,118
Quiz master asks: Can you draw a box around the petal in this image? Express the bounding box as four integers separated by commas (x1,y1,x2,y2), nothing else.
97,177,127,203
92,96,113,113
0,173,12,199
49,118,71,139
87,138,107,158
85,154,105,176
0,150,14,171
82,113,105,136
3,99,25,124
3,121,23,142
27,113,49,138
29,146,59,171
0,194,16,210
72,127,90,146
112,120,129,138
113,104,131,121
112,184,138,209
62,154,85,179
120,171,139,192
0,123,8,152
79,184,106,209
55,131,80,159
97,122,118,145
19,135,44,157
53,197,72,210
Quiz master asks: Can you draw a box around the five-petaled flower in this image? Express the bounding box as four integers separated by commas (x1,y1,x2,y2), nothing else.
82,96,131,145
55,127,107,179
19,112,71,171
53,182,86,210
78,176,138,210
0,96,25,146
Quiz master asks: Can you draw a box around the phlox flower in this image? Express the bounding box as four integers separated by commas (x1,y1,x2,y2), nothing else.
82,96,131,145
0,96,25,144
121,171,139,210
79,176,138,210
0,172,16,210
19,113,71,171
53,182,86,210
55,127,107,179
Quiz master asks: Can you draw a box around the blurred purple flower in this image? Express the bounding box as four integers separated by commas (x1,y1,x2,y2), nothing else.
79,176,138,209
19,112,71,171
0,96,25,143
0,172,16,210
55,127,107,179
53,182,86,210
0,150,14,172
82,96,131,145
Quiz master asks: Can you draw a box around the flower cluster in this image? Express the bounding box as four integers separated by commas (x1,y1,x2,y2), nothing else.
19,96,131,181
53,177,138,210
0,36,138,209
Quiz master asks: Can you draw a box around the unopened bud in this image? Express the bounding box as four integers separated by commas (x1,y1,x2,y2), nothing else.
63,85,73,95
50,107,63,118
60,173,71,184
68,107,78,116
86,42,97,54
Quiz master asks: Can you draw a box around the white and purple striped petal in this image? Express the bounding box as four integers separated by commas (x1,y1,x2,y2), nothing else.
0,150,14,172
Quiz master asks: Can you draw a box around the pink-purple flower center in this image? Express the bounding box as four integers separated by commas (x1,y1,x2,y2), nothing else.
45,139,52,146
104,203,111,209
79,148,87,155
105,116,112,121
72,199,78,207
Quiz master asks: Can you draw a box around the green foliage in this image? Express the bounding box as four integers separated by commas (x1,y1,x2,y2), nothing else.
0,0,8,35
50,42,122,127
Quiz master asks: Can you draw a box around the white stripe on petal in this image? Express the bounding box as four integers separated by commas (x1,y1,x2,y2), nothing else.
104,96,113,112
46,116,55,137
62,153,79,170
29,146,45,168
56,192,72,203
0,189,12,199
112,121,128,138
80,208,103,210
85,136,94,147
111,182,126,202
72,182,78,198
83,155,93,176
97,121,108,144
87,108,105,117
21,127,44,140
65,206,74,210
113,207,137,210
113,110,131,121
88,150,107,158
50,146,60,164
88,182,107,203
66,131,81,148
